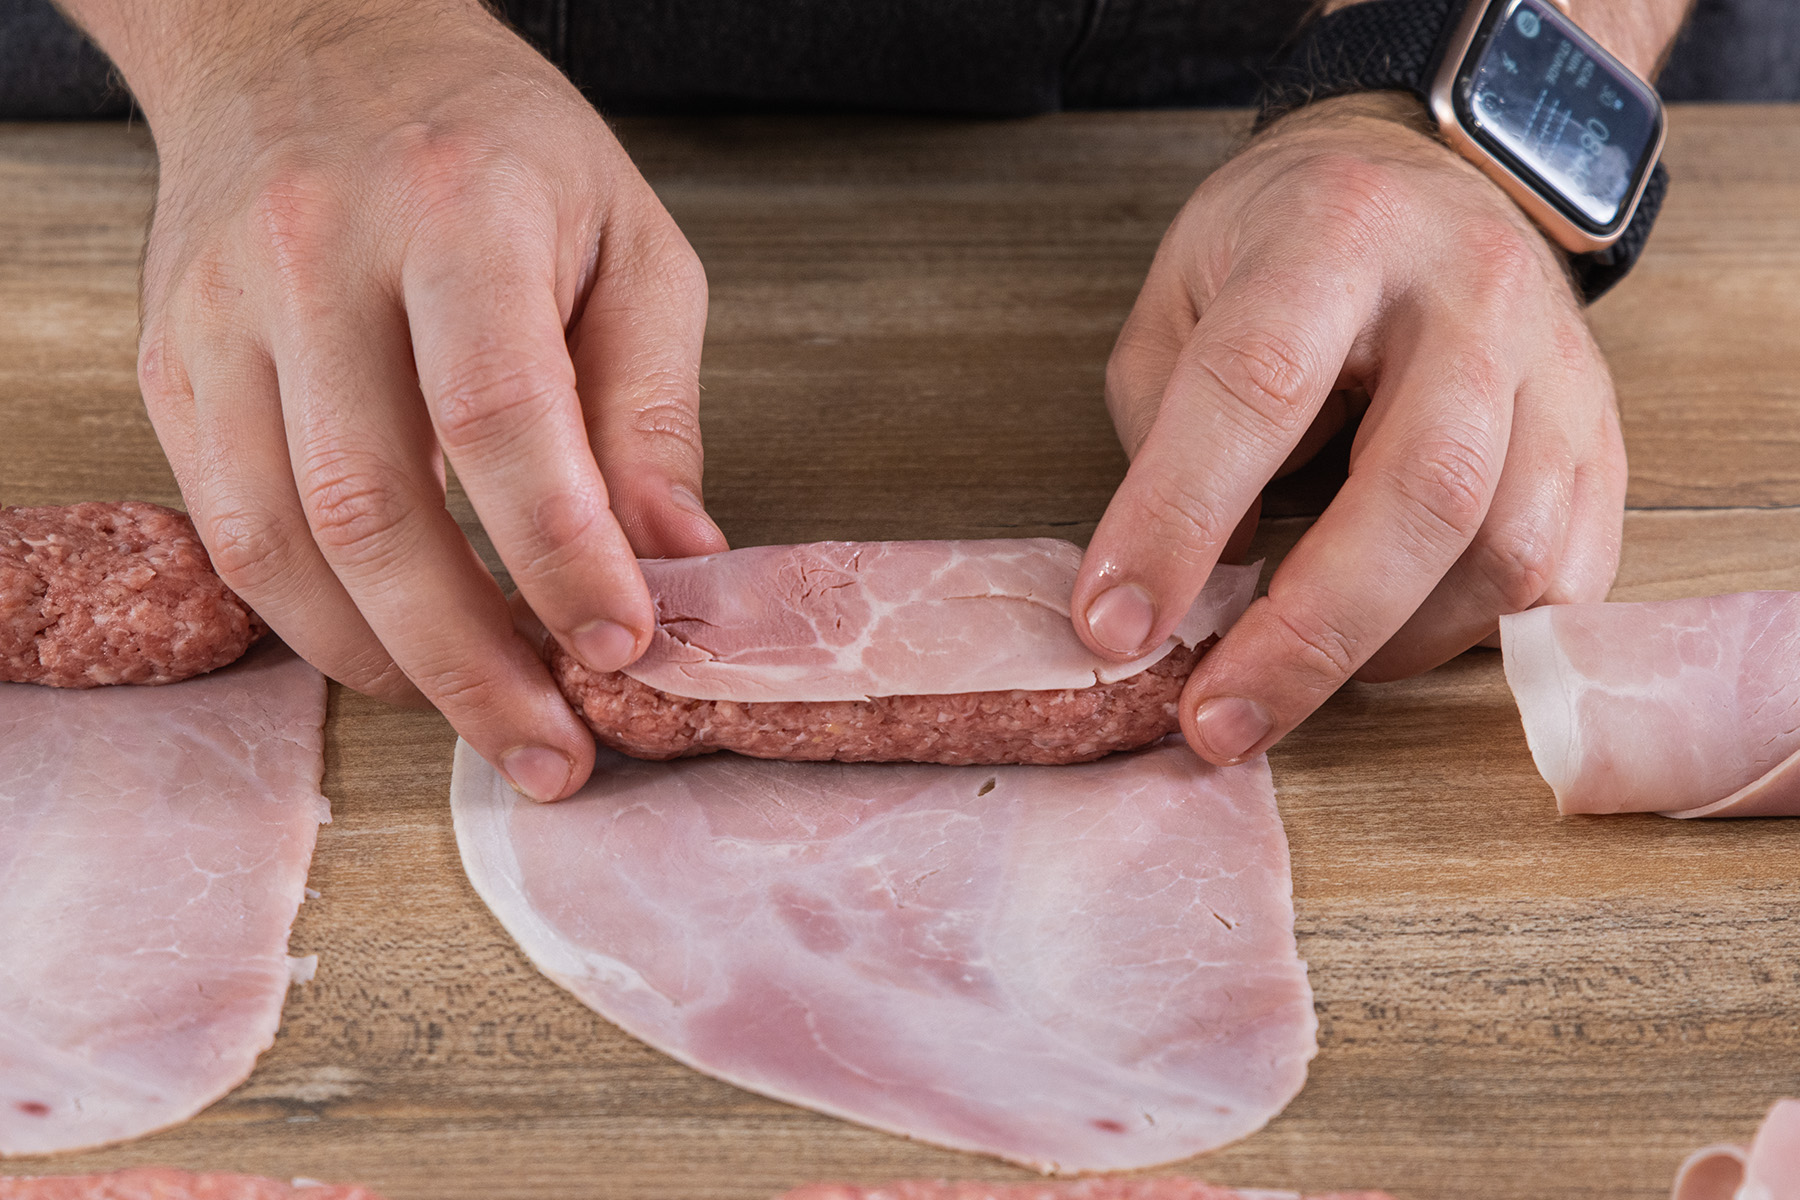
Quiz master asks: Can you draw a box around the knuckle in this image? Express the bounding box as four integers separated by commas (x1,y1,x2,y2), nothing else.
1132,472,1233,569
1462,215,1544,297
416,657,505,720
1269,599,1362,687
514,487,608,580
1474,525,1557,613
1299,152,1407,246
298,448,415,566
200,506,291,596
135,328,193,416
433,346,573,455
1393,435,1493,545
628,390,705,460
1194,326,1317,439
250,170,343,290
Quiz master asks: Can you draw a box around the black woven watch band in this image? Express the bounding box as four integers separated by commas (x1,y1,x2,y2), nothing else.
1253,0,1667,303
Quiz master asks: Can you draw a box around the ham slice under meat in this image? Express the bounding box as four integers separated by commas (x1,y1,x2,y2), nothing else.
0,646,328,1156
779,1181,1393,1200
1671,1098,1800,1200
1500,593,1800,817
0,1169,382,1200
451,739,1316,1173
623,540,1259,702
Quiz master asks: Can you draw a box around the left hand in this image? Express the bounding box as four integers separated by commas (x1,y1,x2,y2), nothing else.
1070,93,1629,765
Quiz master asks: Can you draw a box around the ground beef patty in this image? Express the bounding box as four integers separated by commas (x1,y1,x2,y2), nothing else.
550,641,1207,765
1,501,264,687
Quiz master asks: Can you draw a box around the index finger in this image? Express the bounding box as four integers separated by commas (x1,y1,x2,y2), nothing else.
1073,261,1373,661
404,214,659,683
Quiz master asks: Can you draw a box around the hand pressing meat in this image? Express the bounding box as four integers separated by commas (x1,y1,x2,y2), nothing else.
548,540,1258,767
2,502,263,687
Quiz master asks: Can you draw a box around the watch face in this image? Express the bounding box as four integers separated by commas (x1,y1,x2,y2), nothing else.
1454,0,1663,235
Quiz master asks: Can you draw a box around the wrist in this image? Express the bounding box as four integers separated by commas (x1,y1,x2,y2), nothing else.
57,0,493,139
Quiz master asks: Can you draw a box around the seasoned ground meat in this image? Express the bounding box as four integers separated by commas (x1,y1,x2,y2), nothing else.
1,501,264,687
550,641,1207,765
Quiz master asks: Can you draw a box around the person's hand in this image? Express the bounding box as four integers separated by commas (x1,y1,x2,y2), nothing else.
1071,93,1628,765
124,0,724,799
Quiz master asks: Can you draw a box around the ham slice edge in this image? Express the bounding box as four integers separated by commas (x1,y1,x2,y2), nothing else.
451,738,1316,1173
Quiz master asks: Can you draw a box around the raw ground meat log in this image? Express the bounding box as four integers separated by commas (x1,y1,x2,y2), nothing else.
778,1182,1394,1200
0,1169,383,1200
555,541,1258,765
1,502,262,687
553,641,1208,764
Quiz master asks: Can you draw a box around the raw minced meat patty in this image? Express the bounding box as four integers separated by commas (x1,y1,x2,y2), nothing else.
549,640,1209,766
1,501,264,687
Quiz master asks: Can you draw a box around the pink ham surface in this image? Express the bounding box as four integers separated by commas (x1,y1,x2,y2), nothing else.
451,739,1315,1173
625,540,1260,702
0,646,328,1156
0,1169,382,1199
1671,1098,1800,1200
1500,593,1800,817
778,1182,1393,1200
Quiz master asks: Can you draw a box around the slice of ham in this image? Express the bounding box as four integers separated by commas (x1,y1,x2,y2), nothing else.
1671,1098,1800,1200
779,1181,1394,1200
0,1169,383,1199
624,540,1260,702
1500,593,1800,817
452,739,1316,1173
0,646,328,1156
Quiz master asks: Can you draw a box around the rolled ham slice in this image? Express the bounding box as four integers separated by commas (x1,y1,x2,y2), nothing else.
0,645,328,1156
451,739,1316,1173
622,540,1258,702
1671,1098,1800,1200
1500,593,1800,817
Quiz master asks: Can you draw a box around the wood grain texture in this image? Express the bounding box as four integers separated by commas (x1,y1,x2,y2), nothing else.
3,107,1799,1200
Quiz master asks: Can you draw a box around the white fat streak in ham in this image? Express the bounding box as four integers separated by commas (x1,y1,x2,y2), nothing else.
626,540,1261,702
1670,1099,1800,1200
1500,593,1800,817
451,739,1316,1173
0,646,328,1157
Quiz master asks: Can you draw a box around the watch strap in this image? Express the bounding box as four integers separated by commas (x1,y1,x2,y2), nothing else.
1254,0,1666,302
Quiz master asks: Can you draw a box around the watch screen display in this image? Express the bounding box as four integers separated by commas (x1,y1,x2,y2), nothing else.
1458,0,1662,232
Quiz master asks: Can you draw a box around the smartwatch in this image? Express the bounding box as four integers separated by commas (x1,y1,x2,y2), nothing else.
1256,0,1668,300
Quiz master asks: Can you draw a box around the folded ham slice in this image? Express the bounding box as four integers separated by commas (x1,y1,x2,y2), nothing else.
1500,593,1800,817
623,540,1258,702
452,739,1316,1173
0,1169,383,1199
1671,1098,1800,1200
553,540,1257,765
0,646,328,1156
779,1181,1393,1200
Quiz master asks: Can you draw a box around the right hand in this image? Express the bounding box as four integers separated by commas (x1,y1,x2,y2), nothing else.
129,0,725,799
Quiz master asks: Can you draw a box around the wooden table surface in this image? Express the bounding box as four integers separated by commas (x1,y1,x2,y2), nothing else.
3,105,1799,1200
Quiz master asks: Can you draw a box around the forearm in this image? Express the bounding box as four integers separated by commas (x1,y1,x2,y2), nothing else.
1321,0,1692,80
54,0,483,133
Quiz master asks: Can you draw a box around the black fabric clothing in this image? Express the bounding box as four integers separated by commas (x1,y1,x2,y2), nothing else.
1,0,1796,120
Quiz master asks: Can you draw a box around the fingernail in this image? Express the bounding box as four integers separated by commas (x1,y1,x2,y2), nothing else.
572,618,639,674
501,745,574,802
1191,696,1273,765
1085,584,1157,655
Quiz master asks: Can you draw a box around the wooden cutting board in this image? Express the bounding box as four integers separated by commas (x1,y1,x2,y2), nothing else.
2,105,1799,1200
